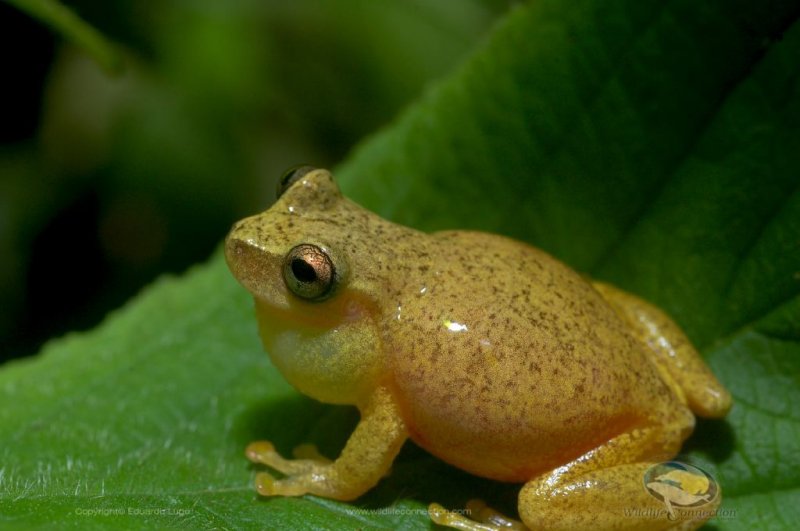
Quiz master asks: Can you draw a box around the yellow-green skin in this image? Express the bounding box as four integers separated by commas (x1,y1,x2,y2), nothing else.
225,169,731,531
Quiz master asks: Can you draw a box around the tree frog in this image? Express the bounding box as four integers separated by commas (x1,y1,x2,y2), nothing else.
224,167,731,530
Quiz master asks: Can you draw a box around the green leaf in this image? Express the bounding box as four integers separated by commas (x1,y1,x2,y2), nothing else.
2,0,799,529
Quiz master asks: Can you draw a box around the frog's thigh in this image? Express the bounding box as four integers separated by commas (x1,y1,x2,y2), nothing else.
518,427,717,531
592,281,731,418
519,463,719,531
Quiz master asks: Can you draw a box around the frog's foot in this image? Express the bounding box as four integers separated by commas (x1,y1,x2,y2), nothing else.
429,499,526,530
251,469,320,497
246,441,334,497
291,443,333,464
246,443,333,498
246,440,331,475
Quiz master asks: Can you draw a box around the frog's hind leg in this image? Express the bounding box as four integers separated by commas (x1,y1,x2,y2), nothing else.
592,282,731,418
429,499,525,530
519,463,719,530
517,425,720,531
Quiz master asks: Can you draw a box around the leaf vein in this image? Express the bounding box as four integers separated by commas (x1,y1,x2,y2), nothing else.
590,14,800,275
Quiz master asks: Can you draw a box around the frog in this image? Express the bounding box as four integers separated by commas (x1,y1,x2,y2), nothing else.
224,166,731,530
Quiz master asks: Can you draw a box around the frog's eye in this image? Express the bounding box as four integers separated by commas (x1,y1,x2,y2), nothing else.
283,244,336,301
277,165,316,199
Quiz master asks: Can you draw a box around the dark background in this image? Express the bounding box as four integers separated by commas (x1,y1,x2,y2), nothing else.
0,0,507,363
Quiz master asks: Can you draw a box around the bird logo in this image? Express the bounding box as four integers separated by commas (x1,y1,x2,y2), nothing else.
644,461,718,520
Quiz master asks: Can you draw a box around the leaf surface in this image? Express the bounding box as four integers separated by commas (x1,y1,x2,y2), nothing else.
2,0,799,528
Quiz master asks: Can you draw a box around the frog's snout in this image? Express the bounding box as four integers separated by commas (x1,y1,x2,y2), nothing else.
224,234,275,299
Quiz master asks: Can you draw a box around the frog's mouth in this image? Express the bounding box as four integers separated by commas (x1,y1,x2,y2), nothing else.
253,289,378,334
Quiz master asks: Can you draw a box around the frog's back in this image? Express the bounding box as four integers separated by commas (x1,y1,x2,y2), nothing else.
385,231,686,482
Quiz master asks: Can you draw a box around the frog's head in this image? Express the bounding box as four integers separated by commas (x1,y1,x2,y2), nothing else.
225,167,407,406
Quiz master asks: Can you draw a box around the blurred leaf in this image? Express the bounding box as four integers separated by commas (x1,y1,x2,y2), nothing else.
7,0,121,72
2,0,799,529
0,147,48,340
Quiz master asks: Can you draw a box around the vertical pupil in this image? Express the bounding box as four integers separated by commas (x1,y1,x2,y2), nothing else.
292,259,317,283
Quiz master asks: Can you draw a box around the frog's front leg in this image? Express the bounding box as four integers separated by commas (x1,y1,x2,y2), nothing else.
246,386,407,501
592,282,731,418
246,441,331,475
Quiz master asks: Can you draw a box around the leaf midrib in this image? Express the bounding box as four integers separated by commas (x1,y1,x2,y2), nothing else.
589,14,800,279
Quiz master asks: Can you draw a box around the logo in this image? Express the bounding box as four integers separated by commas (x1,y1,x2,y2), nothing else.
643,461,718,520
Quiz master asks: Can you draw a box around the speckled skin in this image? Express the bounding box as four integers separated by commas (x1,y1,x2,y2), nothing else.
225,169,731,531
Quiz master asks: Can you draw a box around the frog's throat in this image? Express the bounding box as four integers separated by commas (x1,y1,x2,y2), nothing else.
254,298,384,405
